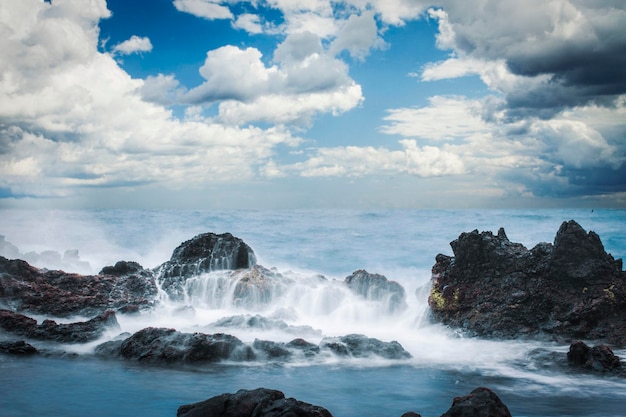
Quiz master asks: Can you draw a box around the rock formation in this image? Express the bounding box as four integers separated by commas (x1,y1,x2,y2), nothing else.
344,269,407,313
177,388,333,417
439,387,511,417
429,220,626,345
0,257,157,317
567,340,622,373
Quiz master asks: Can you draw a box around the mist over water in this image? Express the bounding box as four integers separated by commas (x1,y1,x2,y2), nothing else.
1,209,626,416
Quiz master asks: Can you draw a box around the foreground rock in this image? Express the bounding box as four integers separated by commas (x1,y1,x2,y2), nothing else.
439,387,511,417
0,257,158,317
177,388,333,417
429,220,626,345
0,340,38,355
344,270,407,313
0,309,120,343
155,232,257,299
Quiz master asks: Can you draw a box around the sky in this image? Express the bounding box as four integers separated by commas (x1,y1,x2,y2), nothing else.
0,0,625,209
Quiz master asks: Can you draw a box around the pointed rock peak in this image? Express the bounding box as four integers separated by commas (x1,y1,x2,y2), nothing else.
497,227,508,241
553,220,605,255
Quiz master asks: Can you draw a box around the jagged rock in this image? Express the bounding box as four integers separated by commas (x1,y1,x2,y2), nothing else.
567,340,622,372
0,309,120,343
231,266,292,308
252,339,293,360
177,388,334,417
439,387,511,417
0,340,38,355
210,314,321,338
0,256,157,317
155,232,257,299
96,327,255,364
429,220,626,345
344,270,407,313
320,334,411,359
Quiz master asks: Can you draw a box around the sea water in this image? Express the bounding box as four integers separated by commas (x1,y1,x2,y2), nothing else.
0,209,625,417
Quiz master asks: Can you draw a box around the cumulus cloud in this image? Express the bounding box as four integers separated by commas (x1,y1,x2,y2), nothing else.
173,0,233,20
112,35,153,55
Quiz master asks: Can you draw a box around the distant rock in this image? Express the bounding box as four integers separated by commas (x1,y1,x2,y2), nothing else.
439,387,511,417
0,256,157,317
155,232,257,299
177,388,334,417
429,220,626,346
344,270,407,313
0,309,120,343
320,334,411,359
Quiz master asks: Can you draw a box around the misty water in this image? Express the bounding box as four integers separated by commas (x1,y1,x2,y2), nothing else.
1,209,625,417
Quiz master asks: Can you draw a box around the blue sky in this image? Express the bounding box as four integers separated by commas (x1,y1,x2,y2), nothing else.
1,0,625,209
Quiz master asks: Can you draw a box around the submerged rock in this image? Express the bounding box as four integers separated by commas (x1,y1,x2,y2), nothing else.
344,270,407,313
439,387,511,417
429,220,626,345
0,309,120,343
320,334,411,359
0,256,157,317
177,388,334,417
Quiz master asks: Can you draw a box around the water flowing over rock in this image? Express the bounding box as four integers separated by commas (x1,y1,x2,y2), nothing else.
429,220,626,345
0,309,120,343
155,232,257,299
319,334,411,359
0,256,157,317
344,270,407,313
177,388,334,417
567,340,622,373
439,387,511,417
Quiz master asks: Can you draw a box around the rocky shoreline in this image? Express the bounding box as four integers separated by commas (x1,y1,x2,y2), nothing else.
1,221,625,415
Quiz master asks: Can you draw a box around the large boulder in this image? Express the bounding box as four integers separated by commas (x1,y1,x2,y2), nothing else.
0,309,120,343
428,220,626,345
155,232,257,299
96,327,255,364
344,270,407,313
567,340,622,372
177,388,334,417
0,257,157,317
439,387,511,417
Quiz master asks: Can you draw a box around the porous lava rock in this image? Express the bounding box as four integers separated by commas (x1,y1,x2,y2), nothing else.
0,309,120,343
429,220,626,345
155,232,257,299
0,257,157,317
439,387,511,417
177,388,334,417
567,340,622,372
0,340,38,355
344,269,407,313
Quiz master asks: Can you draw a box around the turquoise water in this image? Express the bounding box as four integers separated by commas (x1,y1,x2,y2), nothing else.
1,209,625,416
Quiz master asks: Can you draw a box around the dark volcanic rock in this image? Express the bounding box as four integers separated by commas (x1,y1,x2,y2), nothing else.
0,256,157,317
0,340,38,355
440,387,511,417
177,388,334,417
320,334,411,359
98,327,255,364
567,340,622,372
0,309,120,343
429,220,626,345
155,232,257,299
344,270,407,313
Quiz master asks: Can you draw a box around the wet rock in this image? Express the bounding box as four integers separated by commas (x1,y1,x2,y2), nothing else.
177,388,334,417
98,327,255,364
429,220,626,345
320,334,411,359
0,256,157,317
231,266,293,308
0,340,38,355
210,314,321,338
344,270,407,313
440,387,511,417
567,340,622,372
0,309,120,343
155,232,256,299
286,338,320,358
252,339,292,360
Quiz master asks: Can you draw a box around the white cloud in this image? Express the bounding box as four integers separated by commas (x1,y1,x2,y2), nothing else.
173,0,233,20
232,13,264,34
112,35,153,55
329,11,387,60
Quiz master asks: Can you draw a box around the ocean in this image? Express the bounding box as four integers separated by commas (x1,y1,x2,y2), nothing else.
0,209,625,417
